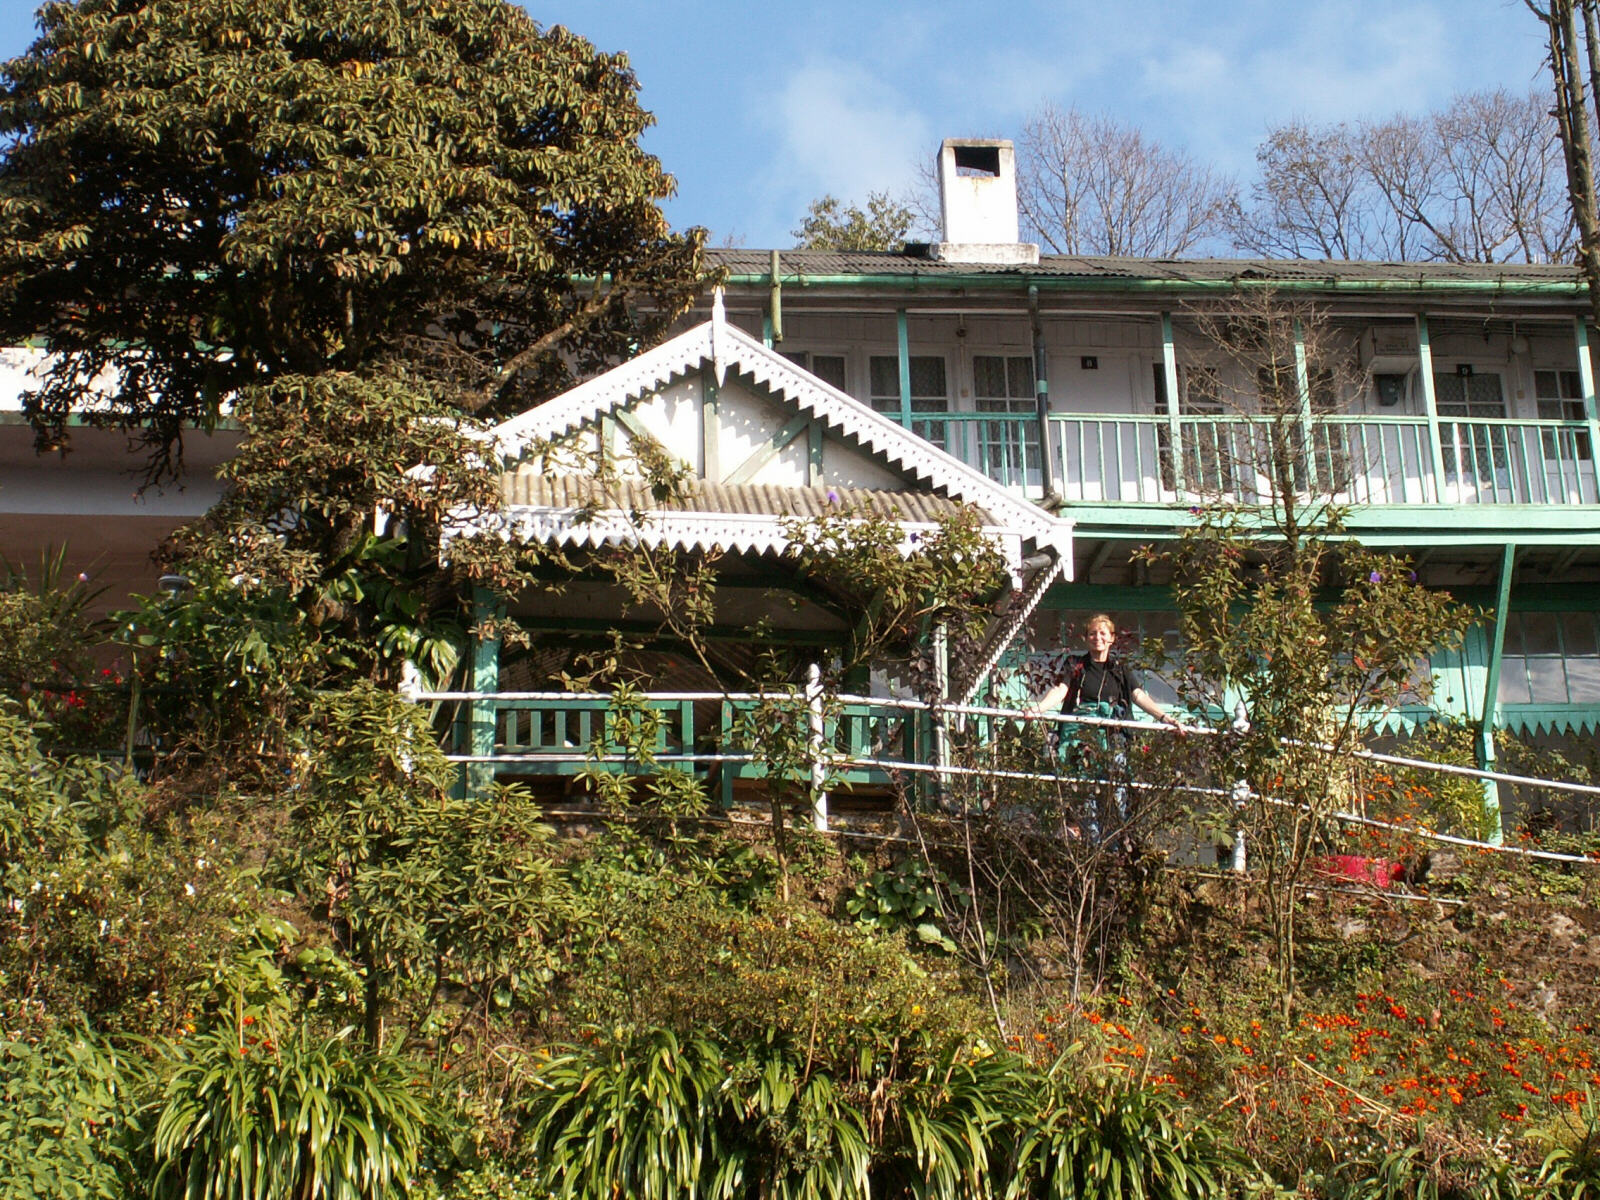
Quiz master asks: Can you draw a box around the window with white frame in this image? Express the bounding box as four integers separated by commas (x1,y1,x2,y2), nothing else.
869,355,948,447
973,354,1039,488
1533,368,1593,462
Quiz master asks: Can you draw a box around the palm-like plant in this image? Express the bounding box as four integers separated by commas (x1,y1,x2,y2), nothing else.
146,999,436,1200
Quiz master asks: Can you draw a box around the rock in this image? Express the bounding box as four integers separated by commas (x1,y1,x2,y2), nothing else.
1334,917,1368,940
1548,912,1581,942
1424,850,1462,886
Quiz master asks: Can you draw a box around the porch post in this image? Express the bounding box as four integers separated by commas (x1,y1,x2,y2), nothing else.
897,308,913,429
1161,312,1186,494
1293,317,1318,493
806,662,829,832
1415,314,1448,503
1476,544,1515,846
468,587,502,799
1574,318,1600,499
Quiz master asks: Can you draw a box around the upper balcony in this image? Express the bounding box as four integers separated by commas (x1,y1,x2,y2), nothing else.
704,255,1600,545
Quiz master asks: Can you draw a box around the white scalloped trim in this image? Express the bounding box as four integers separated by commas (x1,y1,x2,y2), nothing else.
488,321,1073,555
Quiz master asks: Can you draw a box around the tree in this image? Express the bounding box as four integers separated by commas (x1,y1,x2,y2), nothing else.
1527,1,1600,329
1015,105,1234,257
0,0,708,471
1230,91,1574,263
1143,290,1473,1009
791,191,918,251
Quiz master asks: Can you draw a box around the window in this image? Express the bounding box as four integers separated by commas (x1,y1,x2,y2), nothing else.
1153,363,1236,493
1533,368,1593,464
780,350,848,391
1497,612,1600,706
1433,371,1505,418
1433,371,1507,487
869,355,948,447
973,354,1039,487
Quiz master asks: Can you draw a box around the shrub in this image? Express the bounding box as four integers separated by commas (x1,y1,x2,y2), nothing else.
147,998,439,1200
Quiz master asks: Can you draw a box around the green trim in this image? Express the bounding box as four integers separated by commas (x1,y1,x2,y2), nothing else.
723,271,1590,297
896,309,912,428
1446,583,1600,611
725,411,812,484
807,420,824,486
469,588,503,798
610,406,653,445
1575,318,1600,460
0,413,243,431
1477,545,1515,845
1064,502,1600,545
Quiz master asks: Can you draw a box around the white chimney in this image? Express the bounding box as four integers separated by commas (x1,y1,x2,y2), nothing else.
932,139,1038,266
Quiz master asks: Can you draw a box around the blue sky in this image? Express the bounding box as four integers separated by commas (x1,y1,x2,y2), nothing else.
2,2,1556,247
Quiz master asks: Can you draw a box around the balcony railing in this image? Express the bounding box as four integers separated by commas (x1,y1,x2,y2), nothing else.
904,412,1598,508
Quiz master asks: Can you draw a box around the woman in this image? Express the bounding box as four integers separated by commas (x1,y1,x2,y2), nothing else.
1033,614,1184,733
1032,613,1185,843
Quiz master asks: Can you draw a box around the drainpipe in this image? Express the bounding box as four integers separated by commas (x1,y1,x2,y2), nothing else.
1029,284,1058,502
769,250,783,345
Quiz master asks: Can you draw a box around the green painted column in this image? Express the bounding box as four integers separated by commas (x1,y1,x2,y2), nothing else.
1161,312,1186,494
897,308,913,429
1415,314,1449,503
468,587,503,799
1476,544,1515,845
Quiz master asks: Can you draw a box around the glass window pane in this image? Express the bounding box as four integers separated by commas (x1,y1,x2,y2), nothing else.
812,355,846,390
1008,355,1035,399
1500,616,1525,658
1562,612,1597,657
908,356,946,398
1527,657,1569,702
1498,658,1532,704
1535,370,1558,399
1566,657,1600,703
869,356,898,398
1522,613,1561,656
973,356,1006,397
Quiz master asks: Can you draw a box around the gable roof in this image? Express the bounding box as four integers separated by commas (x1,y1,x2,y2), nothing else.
489,310,1073,556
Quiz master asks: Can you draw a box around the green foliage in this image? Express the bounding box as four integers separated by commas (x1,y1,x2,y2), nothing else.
0,702,269,1038
1007,1069,1240,1200
783,505,1009,671
1,0,707,464
558,891,980,1082
845,856,967,954
523,1028,1248,1200
791,191,918,251
0,1030,153,1200
147,997,438,1200
0,547,102,693
524,1029,873,1200
288,684,570,1043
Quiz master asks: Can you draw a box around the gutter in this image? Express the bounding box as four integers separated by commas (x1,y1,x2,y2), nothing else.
720,272,1589,298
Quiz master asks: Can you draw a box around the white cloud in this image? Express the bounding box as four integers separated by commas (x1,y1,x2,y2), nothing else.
767,60,931,202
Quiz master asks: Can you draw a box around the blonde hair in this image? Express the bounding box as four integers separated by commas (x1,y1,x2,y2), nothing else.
1084,613,1116,635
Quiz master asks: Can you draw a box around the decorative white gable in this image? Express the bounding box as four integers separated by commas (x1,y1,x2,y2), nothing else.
483,308,1073,585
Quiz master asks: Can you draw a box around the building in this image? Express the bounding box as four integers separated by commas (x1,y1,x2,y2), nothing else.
465,139,1600,820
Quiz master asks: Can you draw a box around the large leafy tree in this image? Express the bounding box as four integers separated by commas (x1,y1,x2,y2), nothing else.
0,0,708,470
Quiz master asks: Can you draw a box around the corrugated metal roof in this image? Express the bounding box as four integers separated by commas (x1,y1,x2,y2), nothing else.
709,248,1583,287
501,471,986,524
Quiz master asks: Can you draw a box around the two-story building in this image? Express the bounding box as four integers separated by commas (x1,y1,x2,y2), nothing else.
467,139,1599,818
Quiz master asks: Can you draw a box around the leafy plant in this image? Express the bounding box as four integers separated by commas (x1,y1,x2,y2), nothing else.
845,856,967,953
147,997,438,1200
0,1030,152,1200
